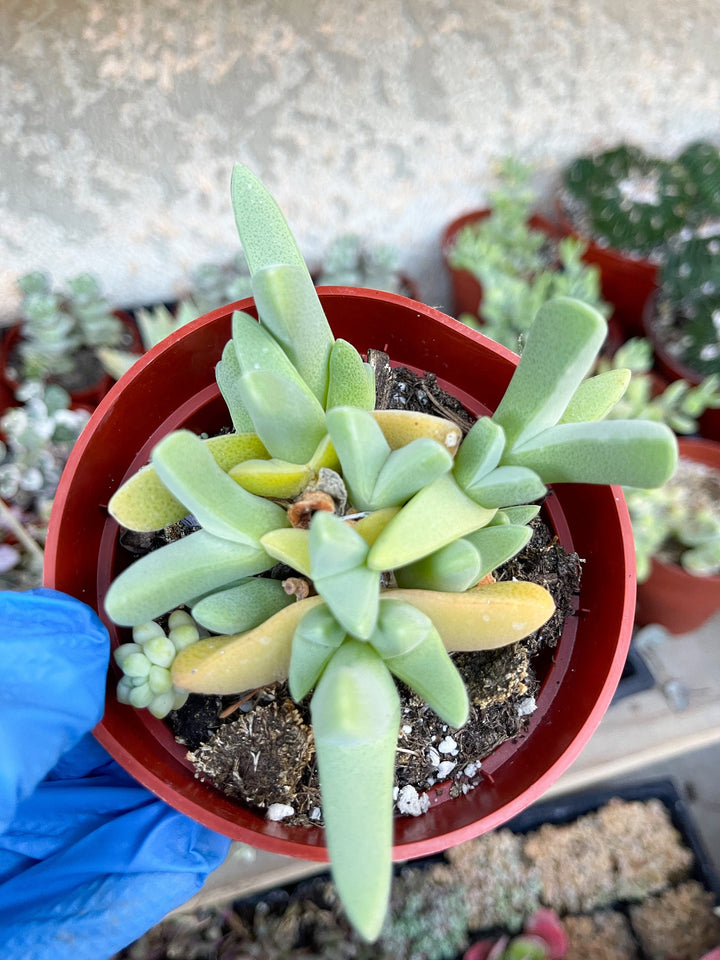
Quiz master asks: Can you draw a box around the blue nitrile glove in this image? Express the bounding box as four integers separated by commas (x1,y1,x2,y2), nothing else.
0,588,231,959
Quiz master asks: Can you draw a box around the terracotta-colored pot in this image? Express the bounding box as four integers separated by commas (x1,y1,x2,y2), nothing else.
44,289,636,863
441,210,566,320
642,295,720,443
554,201,659,339
0,311,142,410
635,437,720,634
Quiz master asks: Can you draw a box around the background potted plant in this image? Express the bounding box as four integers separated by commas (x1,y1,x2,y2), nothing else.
441,159,609,351
314,233,420,299
557,141,720,338
44,165,676,941
627,435,720,634
0,270,142,408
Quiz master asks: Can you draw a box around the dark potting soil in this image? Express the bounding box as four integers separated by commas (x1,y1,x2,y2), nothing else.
162,354,582,826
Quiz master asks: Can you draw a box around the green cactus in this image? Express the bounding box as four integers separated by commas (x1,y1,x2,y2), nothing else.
562,144,698,258
103,165,678,942
677,140,720,222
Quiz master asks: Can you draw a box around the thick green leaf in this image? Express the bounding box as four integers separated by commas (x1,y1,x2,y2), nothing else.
310,640,399,942
326,339,376,411
288,603,347,701
251,263,333,404
260,527,312,576
453,416,506,492
560,368,631,423
325,406,390,509
491,504,541,526
492,297,608,448
507,419,678,487
309,509,368,578
215,340,254,433
238,370,327,463
367,475,496,571
369,600,468,728
464,524,534,579
231,164,310,275
191,577,292,635
231,310,318,398
151,430,289,543
462,464,546,509
394,538,482,592
104,530,273,626
371,438,454,510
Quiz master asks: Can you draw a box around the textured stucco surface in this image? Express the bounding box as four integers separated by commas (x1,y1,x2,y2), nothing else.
1,0,718,320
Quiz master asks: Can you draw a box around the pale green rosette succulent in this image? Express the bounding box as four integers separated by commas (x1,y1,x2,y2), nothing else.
104,165,678,942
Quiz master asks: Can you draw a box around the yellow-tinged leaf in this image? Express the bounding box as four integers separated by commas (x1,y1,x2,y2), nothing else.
108,432,270,531
382,582,555,651
308,434,341,473
172,595,324,694
260,527,312,576
354,508,400,546
229,459,313,498
371,410,462,455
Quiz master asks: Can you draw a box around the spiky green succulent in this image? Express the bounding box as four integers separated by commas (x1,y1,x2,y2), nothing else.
562,144,698,258
103,165,677,942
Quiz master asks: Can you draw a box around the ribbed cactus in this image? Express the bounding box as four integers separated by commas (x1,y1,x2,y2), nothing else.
677,140,720,221
563,144,698,258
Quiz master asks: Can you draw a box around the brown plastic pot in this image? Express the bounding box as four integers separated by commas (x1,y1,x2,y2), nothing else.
635,437,720,635
44,289,636,863
642,295,720,443
554,200,658,339
0,310,142,410
441,209,566,320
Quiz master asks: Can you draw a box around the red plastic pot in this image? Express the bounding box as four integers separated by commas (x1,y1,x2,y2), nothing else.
441,210,566,320
635,437,720,634
44,289,636,863
554,201,658,339
642,295,720,442
0,311,142,410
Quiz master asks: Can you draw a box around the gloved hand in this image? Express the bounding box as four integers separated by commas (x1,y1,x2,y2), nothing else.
0,588,231,959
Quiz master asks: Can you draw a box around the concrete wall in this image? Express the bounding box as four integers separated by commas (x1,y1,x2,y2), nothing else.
1,0,718,320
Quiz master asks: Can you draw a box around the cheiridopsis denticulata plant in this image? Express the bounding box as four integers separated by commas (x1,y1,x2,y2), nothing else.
103,165,678,942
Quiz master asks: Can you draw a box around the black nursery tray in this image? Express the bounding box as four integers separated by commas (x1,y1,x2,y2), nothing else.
612,644,656,702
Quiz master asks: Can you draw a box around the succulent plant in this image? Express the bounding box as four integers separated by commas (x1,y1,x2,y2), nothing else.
448,160,608,351
16,270,123,383
676,140,720,223
102,165,677,941
316,234,405,294
98,300,200,380
561,144,698,259
188,253,254,315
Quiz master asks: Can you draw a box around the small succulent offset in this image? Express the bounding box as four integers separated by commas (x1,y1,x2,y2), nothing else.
16,270,124,383
103,166,677,941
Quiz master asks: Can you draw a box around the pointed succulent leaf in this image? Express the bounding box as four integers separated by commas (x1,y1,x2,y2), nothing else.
560,368,632,423
492,298,608,449
231,310,319,399
490,504,541,526
151,429,289,543
108,432,269,532
326,339,376,411
229,458,314,499
172,595,325,694
453,416,506,491
216,341,255,433
251,263,333,403
288,603,347,701
370,437,454,509
231,163,312,275
506,419,678,487
465,524,534,580
367,474,496,572
191,577,292,635
462,464,547,509
310,640,399,942
308,433,341,473
309,509,368,578
371,409,463,455
238,369,327,463
105,530,273,627
354,507,401,546
394,538,482,592
325,406,390,509
260,527,312,576
369,600,468,728
384,581,555,651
